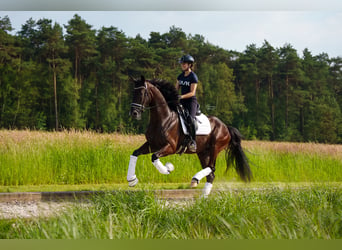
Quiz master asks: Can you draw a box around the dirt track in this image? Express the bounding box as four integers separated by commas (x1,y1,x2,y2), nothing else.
0,190,202,219
0,189,204,203
1,185,339,219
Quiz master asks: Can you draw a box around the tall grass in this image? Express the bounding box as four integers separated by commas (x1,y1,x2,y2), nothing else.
1,130,342,186
1,187,342,239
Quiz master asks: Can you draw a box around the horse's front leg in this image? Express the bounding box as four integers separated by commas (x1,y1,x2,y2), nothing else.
151,144,175,175
127,142,151,187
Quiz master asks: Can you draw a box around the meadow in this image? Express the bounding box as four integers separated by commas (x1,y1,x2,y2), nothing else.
1,187,342,239
1,130,342,190
1,130,342,239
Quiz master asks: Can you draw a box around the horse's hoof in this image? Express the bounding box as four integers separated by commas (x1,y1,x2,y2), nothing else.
190,178,198,188
128,177,138,187
165,162,174,172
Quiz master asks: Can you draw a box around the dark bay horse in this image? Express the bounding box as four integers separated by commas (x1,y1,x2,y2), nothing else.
127,76,252,197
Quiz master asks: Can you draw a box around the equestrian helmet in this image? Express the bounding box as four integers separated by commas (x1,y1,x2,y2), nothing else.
179,54,195,64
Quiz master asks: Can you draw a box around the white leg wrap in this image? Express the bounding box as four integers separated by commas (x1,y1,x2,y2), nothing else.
152,159,170,175
192,167,212,182
202,182,213,198
127,155,138,186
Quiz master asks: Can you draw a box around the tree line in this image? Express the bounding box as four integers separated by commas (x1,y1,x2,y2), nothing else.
1,14,341,143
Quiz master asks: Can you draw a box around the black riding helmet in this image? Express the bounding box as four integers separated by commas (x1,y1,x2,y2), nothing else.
179,54,195,64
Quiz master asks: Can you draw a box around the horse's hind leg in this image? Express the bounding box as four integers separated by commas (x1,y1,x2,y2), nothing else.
191,151,215,197
194,148,220,197
127,142,151,187
203,161,216,198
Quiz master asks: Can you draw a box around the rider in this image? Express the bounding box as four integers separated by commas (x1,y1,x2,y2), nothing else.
176,54,198,152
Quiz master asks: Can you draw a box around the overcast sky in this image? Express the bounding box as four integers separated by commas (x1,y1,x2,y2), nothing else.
1,10,342,58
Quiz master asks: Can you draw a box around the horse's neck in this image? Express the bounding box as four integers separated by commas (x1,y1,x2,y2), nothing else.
149,85,172,123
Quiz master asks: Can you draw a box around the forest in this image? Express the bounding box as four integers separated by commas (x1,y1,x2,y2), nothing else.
0,14,341,143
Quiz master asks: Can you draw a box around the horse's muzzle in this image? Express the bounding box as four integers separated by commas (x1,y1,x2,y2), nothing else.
130,109,142,120
130,103,144,120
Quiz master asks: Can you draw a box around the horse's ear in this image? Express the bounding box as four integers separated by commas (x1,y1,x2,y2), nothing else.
140,75,145,83
129,75,136,82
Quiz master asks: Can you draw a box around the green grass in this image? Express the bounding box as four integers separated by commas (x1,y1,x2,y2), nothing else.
1,131,342,239
3,182,342,193
0,183,193,193
1,130,342,188
1,186,342,239
246,150,342,182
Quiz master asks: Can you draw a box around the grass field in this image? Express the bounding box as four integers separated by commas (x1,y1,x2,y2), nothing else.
1,130,342,239
1,187,342,239
1,130,342,190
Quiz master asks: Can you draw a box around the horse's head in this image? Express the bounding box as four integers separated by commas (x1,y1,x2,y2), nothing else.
130,75,150,120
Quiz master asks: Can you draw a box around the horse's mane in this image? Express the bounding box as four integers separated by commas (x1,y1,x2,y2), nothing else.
149,79,179,111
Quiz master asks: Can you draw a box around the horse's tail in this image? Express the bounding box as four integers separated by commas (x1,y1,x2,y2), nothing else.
225,126,252,182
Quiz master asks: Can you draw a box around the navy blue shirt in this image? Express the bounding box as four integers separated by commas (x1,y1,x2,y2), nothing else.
177,71,198,99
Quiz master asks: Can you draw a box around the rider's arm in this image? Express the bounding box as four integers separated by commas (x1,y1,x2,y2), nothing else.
175,81,180,91
180,83,197,99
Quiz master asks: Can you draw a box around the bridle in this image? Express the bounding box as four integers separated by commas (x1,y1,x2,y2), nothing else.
130,81,150,113
130,81,178,114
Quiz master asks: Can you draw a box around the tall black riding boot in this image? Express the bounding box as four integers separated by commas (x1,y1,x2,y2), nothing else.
188,118,197,152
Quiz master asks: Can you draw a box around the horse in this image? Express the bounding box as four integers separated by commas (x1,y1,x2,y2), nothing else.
127,76,252,197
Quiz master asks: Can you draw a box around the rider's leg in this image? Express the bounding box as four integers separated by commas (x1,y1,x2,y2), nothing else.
187,100,198,152
180,100,197,152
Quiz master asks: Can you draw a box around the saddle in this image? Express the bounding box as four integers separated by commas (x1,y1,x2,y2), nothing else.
176,105,211,155
177,105,211,136
176,105,211,154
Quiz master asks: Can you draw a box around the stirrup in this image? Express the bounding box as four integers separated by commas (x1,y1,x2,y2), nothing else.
188,141,197,152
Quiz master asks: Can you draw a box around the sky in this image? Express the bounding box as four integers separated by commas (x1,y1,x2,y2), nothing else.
1,10,342,58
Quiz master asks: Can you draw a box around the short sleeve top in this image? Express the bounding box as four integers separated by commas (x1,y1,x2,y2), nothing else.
177,71,198,98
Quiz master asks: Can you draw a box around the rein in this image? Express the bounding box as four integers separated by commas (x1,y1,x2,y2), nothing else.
131,100,178,111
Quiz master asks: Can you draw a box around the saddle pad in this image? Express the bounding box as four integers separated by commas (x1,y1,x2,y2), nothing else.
180,113,211,135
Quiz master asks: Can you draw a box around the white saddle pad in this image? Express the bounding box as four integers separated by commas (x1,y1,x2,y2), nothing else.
180,113,211,135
